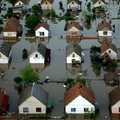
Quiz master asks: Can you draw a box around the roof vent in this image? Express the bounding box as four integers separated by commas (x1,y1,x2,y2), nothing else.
78,85,82,89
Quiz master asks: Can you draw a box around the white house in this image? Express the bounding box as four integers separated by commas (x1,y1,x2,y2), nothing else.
18,82,49,114
100,41,117,60
29,42,51,64
14,0,28,6
64,82,95,114
97,20,112,37
109,85,120,114
66,41,84,64
34,21,50,37
67,0,81,10
0,41,12,64
93,0,106,8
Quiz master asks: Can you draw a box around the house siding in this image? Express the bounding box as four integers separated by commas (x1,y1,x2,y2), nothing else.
14,1,23,6
19,96,46,114
41,1,52,10
4,32,17,37
65,95,95,114
102,48,117,59
68,1,79,9
66,52,81,63
35,27,49,37
93,1,105,8
29,52,45,64
98,31,112,36
67,27,80,36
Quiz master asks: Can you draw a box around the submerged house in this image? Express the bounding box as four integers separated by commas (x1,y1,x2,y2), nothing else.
18,82,53,114
93,0,106,8
100,41,117,60
41,0,54,10
66,41,84,65
0,41,12,64
64,82,95,114
3,17,22,38
34,21,50,38
109,85,120,114
66,20,83,38
29,42,51,64
97,20,112,37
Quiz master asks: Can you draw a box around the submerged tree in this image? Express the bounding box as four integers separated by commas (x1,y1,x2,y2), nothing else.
20,64,40,86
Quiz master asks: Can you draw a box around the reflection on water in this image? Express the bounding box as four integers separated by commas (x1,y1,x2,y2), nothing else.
4,39,21,46
66,38,82,44
36,37,50,45
98,37,112,44
66,63,82,75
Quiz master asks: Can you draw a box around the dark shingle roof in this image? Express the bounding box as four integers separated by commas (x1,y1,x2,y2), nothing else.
0,41,12,57
66,20,83,31
30,42,46,58
18,82,49,106
41,0,54,4
97,20,112,31
67,0,81,5
34,21,50,31
100,41,117,54
92,0,105,4
109,85,120,107
3,17,20,32
64,82,95,106
66,41,81,57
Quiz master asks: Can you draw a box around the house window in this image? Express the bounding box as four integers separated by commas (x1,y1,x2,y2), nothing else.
72,32,77,35
71,108,76,112
35,54,38,57
103,31,107,35
84,108,89,112
72,54,75,57
40,37,45,41
8,33,12,36
119,107,120,112
36,69,38,72
36,108,41,112
46,2,47,4
23,107,29,113
109,50,111,53
40,32,44,36
72,2,74,4
99,1,101,4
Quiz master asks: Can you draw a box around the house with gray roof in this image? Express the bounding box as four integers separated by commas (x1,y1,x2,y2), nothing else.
66,41,84,65
0,41,12,64
29,42,51,64
18,82,49,114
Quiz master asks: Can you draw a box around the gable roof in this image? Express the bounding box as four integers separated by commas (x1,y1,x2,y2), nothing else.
100,41,117,54
30,42,46,58
14,0,28,5
66,41,81,57
3,17,20,32
0,91,9,110
97,20,112,31
67,0,81,5
64,82,95,106
66,20,83,31
34,21,50,31
18,82,49,106
0,41,12,57
109,85,120,107
104,72,119,83
92,0,106,4
41,0,54,4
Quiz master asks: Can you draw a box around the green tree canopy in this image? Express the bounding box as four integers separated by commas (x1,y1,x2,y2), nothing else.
25,15,40,30
14,77,22,85
20,64,40,85
31,5,42,16
76,76,86,86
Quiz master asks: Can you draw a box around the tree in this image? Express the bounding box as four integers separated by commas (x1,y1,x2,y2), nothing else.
14,77,22,85
0,18,3,24
20,64,40,85
25,15,40,30
76,76,86,85
87,2,91,12
31,5,42,16
50,9,57,18
22,48,28,59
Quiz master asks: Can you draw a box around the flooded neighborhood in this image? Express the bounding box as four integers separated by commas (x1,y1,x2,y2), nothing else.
0,0,120,120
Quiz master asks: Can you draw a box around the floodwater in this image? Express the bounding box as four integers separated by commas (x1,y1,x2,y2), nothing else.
0,0,120,119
